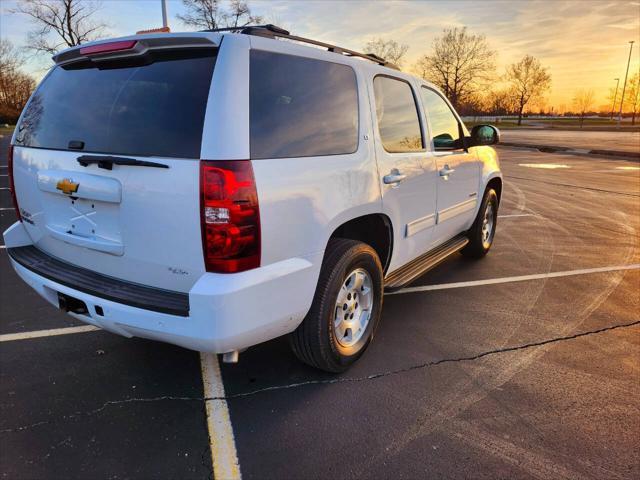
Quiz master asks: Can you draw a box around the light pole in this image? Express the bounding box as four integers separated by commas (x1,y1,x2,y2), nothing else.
610,77,620,120
633,67,640,126
161,0,168,29
617,40,635,128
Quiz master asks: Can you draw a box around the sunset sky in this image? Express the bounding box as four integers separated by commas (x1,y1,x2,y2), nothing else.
1,0,639,110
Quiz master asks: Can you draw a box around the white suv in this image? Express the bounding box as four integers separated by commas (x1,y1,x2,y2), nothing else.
4,25,502,372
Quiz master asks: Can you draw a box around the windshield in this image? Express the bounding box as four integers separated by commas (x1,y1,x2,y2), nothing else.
16,49,217,159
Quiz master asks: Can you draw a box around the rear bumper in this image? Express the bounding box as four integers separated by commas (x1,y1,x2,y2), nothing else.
8,245,189,316
4,222,322,353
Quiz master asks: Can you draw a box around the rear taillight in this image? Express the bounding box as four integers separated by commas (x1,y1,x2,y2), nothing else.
7,145,22,222
200,160,260,273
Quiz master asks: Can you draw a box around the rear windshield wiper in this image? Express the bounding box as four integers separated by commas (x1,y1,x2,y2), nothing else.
77,155,169,170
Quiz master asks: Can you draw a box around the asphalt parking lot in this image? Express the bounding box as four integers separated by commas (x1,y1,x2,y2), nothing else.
1,131,639,479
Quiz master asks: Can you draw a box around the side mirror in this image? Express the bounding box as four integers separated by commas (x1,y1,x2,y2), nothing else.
467,124,500,147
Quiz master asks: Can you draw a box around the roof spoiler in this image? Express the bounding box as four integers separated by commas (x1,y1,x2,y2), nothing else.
52,35,217,67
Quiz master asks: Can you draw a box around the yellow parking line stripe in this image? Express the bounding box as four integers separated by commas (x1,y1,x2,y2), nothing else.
1,328,242,478
0,325,100,342
200,352,242,480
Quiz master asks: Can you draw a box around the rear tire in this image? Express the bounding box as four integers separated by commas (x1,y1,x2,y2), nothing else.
461,188,498,259
289,238,383,373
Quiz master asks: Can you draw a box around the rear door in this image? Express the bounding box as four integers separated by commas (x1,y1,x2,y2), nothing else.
419,86,481,245
369,74,437,272
11,43,218,292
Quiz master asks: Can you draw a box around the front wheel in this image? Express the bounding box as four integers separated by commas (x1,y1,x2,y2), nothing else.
461,188,498,259
289,238,383,373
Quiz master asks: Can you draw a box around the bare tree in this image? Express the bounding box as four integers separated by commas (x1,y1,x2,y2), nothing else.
505,54,551,125
12,0,106,55
0,41,22,73
413,27,496,108
363,38,409,67
572,89,595,128
606,86,621,120
177,0,263,30
533,96,550,115
0,41,36,124
485,88,518,116
456,93,485,116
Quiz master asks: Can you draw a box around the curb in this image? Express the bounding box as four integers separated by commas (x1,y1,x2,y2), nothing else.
500,142,640,161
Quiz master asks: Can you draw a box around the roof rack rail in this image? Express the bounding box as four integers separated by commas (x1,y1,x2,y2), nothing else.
202,24,400,70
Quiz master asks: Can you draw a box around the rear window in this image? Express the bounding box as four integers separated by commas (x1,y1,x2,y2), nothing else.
16,50,216,159
250,50,359,159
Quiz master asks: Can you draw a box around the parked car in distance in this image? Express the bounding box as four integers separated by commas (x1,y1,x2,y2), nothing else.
3,25,502,372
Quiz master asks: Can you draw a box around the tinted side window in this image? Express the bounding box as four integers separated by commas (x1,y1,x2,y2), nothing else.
250,51,358,159
373,76,423,153
420,87,461,150
17,50,216,159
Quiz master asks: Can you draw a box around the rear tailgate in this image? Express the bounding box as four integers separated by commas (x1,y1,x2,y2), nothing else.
11,38,218,292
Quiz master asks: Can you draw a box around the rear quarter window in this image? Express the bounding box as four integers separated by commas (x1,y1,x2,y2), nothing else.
373,76,424,153
250,50,359,159
16,50,217,159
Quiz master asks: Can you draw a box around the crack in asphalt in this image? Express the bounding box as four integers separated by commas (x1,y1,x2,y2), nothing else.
225,319,640,399
0,396,203,434
2,319,638,434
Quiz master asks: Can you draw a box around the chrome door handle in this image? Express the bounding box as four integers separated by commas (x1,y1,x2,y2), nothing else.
439,165,455,177
383,171,407,185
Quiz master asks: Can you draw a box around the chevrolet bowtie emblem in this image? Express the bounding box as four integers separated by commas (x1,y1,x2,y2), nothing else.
56,178,79,195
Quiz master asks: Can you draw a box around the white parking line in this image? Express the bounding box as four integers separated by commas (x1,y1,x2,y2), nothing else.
591,167,640,173
0,187,9,190
200,353,242,480
0,207,15,211
519,163,571,169
2,261,636,480
0,174,7,177
0,325,100,342
0,245,5,249
388,264,640,295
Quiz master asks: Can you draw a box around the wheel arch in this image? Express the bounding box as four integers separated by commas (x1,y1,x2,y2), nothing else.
328,213,394,274
486,176,503,205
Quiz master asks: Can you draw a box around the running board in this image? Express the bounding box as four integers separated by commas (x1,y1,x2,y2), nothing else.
384,234,469,291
